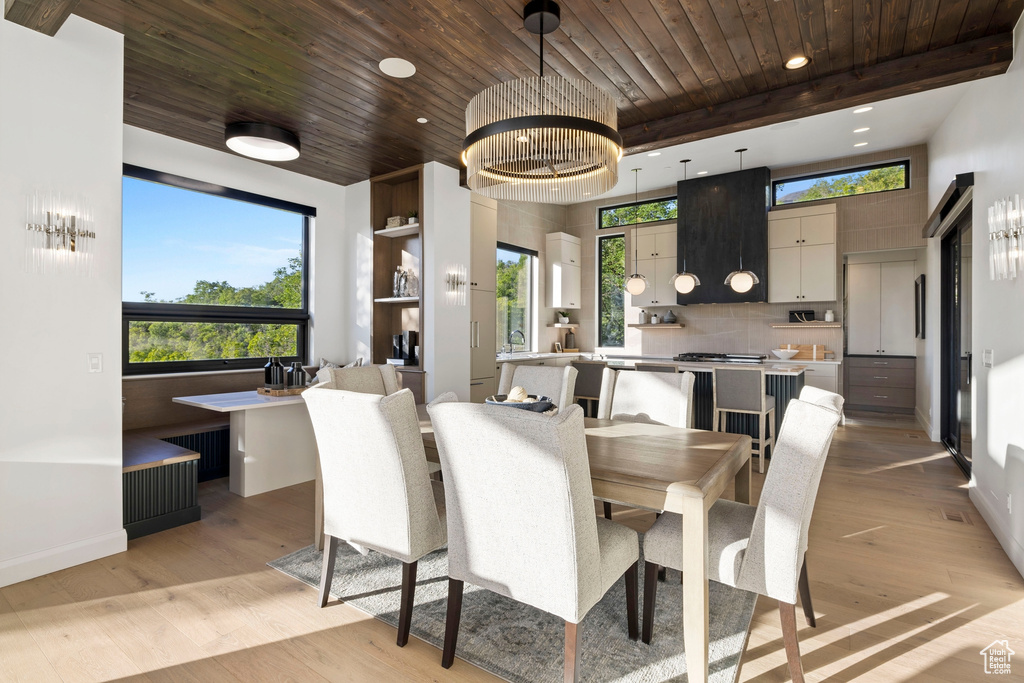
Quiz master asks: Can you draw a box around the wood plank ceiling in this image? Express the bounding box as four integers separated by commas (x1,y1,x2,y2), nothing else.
42,0,1023,186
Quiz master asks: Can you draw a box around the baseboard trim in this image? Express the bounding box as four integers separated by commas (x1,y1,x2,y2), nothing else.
970,487,1024,580
914,405,934,440
0,529,127,589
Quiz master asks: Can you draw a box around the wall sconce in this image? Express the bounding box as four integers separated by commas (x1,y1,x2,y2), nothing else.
24,190,95,275
988,195,1022,281
445,264,467,306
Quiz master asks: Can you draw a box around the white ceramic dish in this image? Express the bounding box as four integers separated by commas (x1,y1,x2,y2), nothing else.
771,349,800,360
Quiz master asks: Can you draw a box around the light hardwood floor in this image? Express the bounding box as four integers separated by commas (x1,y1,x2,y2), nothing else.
2,412,1021,682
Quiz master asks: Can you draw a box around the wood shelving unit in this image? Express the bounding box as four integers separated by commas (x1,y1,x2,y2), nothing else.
546,323,577,328
769,322,841,329
371,165,425,402
627,323,686,329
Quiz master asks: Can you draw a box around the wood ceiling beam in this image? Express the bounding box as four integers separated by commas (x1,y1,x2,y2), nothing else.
4,0,81,36
620,32,1013,154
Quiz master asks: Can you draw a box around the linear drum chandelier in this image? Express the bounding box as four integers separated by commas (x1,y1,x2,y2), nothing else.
462,0,623,203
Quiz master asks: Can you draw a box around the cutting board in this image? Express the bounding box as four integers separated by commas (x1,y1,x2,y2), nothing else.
778,344,835,360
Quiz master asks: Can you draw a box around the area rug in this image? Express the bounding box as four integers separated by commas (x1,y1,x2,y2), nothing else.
269,539,756,683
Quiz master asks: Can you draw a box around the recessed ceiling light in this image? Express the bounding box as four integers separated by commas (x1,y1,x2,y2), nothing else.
379,58,416,78
416,117,428,124
647,151,662,157
854,106,873,114
224,122,300,161
854,142,868,147
785,55,809,69
854,127,870,133
697,170,708,175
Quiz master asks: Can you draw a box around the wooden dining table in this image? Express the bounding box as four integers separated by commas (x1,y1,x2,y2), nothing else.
418,410,752,683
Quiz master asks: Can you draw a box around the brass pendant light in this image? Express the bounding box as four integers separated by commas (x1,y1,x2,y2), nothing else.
724,148,761,293
671,159,701,294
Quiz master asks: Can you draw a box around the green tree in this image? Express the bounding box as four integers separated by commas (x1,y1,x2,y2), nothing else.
600,199,677,228
598,236,625,347
496,253,528,351
776,165,906,204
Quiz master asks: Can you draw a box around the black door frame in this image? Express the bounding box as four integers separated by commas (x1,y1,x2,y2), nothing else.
940,212,972,478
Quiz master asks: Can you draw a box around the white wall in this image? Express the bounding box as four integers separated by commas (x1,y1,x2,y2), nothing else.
422,163,471,400
927,16,1024,577
0,17,126,587
123,127,359,364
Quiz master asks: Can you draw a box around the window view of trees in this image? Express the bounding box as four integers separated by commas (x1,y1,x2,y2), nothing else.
598,235,625,347
774,163,908,205
599,198,677,228
496,246,532,352
129,257,302,363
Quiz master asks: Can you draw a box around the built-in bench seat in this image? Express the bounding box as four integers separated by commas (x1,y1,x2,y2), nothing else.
122,422,223,539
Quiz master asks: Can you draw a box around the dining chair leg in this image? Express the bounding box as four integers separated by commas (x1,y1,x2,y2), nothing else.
758,412,766,474
657,566,666,582
564,620,581,683
798,558,816,627
712,408,719,432
397,560,418,647
441,578,465,669
625,561,639,641
603,501,613,520
318,535,339,608
779,601,805,683
642,561,659,644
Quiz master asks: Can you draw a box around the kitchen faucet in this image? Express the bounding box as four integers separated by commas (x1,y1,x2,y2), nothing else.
508,329,526,351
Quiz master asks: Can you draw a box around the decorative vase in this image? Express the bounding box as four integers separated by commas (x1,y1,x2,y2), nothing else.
558,315,569,324
824,309,835,322
266,357,286,390
286,362,306,388
663,309,677,324
564,330,576,349
650,315,660,325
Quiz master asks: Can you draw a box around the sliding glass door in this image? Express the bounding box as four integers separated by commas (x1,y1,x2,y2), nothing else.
941,214,972,476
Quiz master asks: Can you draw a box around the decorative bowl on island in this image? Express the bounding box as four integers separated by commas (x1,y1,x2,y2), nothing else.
771,349,800,360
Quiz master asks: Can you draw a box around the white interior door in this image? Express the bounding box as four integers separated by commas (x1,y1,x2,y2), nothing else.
847,262,882,354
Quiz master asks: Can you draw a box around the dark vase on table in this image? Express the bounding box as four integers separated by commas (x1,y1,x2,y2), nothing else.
287,362,307,388
265,357,285,390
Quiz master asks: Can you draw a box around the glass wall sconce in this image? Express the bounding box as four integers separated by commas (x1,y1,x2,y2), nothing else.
445,264,467,306
24,190,95,275
989,194,1022,281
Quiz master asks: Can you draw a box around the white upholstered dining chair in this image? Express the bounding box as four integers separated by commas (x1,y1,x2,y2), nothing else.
641,398,841,683
426,394,639,682
497,362,578,411
302,387,446,648
800,384,846,424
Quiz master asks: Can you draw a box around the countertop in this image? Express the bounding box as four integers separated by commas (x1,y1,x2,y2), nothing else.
768,358,842,366
496,353,805,375
172,390,305,412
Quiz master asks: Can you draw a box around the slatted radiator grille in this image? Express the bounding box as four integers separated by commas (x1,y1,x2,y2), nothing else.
123,460,198,525
163,428,229,481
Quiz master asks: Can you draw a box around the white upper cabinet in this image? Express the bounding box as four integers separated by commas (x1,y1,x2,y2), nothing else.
546,232,582,309
847,260,916,356
768,204,837,303
629,224,678,308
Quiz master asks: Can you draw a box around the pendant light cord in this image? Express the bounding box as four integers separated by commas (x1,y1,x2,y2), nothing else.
539,13,544,79
633,168,640,272
681,159,689,270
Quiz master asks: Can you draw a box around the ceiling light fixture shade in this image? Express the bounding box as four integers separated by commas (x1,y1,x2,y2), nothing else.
785,55,810,69
379,58,416,78
225,122,300,161
672,159,700,294
462,0,622,202
624,167,648,295
724,148,760,293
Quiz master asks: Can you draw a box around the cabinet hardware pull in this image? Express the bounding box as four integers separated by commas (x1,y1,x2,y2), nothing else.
873,362,889,365
470,382,483,386
873,376,888,379
873,395,889,399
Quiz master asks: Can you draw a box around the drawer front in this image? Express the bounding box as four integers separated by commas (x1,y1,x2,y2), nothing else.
848,367,915,388
804,372,837,393
848,386,915,409
847,356,916,370
800,364,838,380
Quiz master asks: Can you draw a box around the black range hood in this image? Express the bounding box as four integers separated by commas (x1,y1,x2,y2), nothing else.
676,166,770,304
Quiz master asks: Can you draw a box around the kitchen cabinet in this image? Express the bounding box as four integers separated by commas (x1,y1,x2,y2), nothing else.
845,356,916,413
847,261,915,356
470,194,497,290
546,232,582,309
801,363,839,393
470,376,496,403
630,224,677,308
470,288,496,391
767,205,836,303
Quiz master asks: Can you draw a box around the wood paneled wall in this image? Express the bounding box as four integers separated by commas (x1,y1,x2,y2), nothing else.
122,371,262,431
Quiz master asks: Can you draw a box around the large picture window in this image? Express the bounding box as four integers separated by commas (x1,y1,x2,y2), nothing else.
496,242,535,352
773,160,909,206
122,165,313,374
598,234,625,347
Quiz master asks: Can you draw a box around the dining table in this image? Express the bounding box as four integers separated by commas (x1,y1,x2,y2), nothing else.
417,408,752,683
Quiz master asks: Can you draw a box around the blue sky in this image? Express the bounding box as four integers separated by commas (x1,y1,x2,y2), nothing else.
123,177,304,302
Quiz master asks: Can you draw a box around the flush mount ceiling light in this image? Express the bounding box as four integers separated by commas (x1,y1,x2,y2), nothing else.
647,151,661,157
379,58,416,78
225,122,300,161
697,170,708,175
785,55,810,69
416,117,429,124
854,106,873,113
724,148,761,294
461,0,623,202
624,168,648,296
854,142,868,147
854,127,870,133
671,159,700,295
